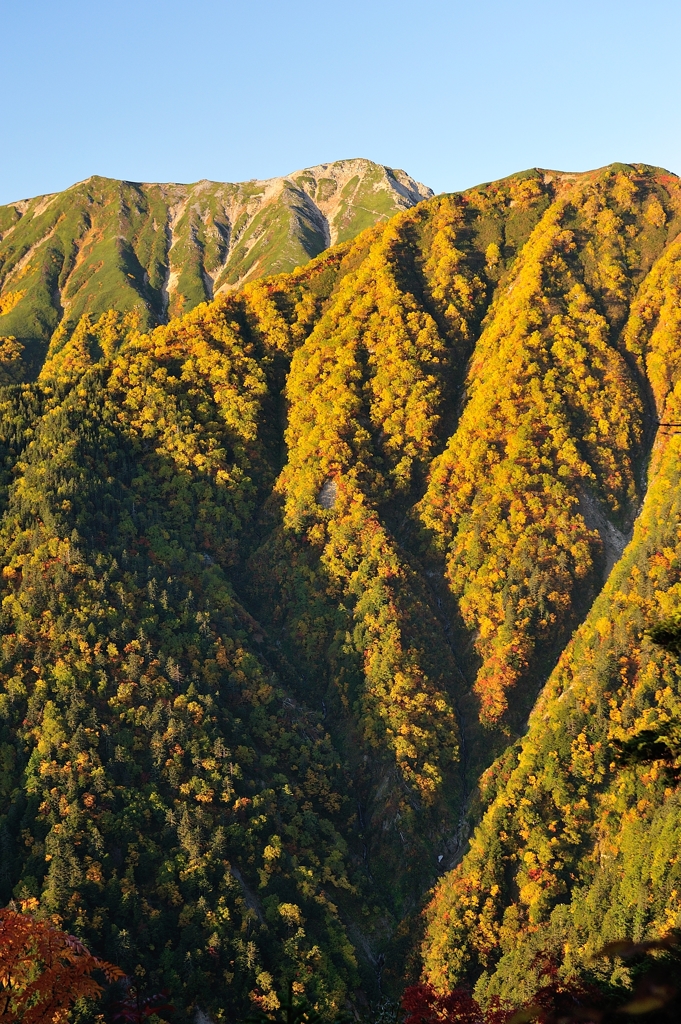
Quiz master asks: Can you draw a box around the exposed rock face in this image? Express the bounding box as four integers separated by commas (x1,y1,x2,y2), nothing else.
317,478,338,509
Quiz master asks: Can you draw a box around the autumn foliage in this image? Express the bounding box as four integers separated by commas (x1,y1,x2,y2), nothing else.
3,162,681,1017
402,983,494,1024
404,934,681,1024
0,905,122,1023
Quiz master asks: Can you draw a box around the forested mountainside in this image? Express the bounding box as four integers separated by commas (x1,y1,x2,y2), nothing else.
1,161,681,1020
0,159,431,377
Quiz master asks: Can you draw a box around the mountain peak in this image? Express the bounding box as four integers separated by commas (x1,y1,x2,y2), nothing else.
0,159,432,366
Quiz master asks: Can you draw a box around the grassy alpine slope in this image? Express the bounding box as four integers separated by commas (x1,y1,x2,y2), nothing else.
0,159,432,377
1,162,681,1019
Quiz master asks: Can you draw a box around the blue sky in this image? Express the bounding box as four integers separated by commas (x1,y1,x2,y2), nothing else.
3,0,681,204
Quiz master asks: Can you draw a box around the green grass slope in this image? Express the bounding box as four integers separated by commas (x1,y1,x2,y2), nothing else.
0,160,432,375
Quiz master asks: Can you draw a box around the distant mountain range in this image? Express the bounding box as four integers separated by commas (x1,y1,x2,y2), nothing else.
0,159,431,373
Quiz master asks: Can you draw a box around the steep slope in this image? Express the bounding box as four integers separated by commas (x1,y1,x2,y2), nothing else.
418,172,651,727
421,393,681,1006
2,162,681,1019
420,179,681,1002
0,307,364,1017
0,159,432,374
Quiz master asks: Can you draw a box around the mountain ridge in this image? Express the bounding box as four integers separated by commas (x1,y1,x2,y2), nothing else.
0,159,432,375
1,160,681,1018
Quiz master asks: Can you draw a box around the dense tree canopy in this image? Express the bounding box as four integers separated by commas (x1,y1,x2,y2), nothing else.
1,163,681,1018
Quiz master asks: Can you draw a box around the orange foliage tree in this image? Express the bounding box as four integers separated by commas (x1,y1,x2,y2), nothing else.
0,905,123,1023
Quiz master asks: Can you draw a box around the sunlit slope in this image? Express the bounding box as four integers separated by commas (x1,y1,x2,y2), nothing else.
420,178,681,1003
0,159,432,374
421,398,681,1006
2,162,681,1016
418,169,672,726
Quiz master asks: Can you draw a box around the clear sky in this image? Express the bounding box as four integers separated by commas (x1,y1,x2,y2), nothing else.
3,0,681,205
